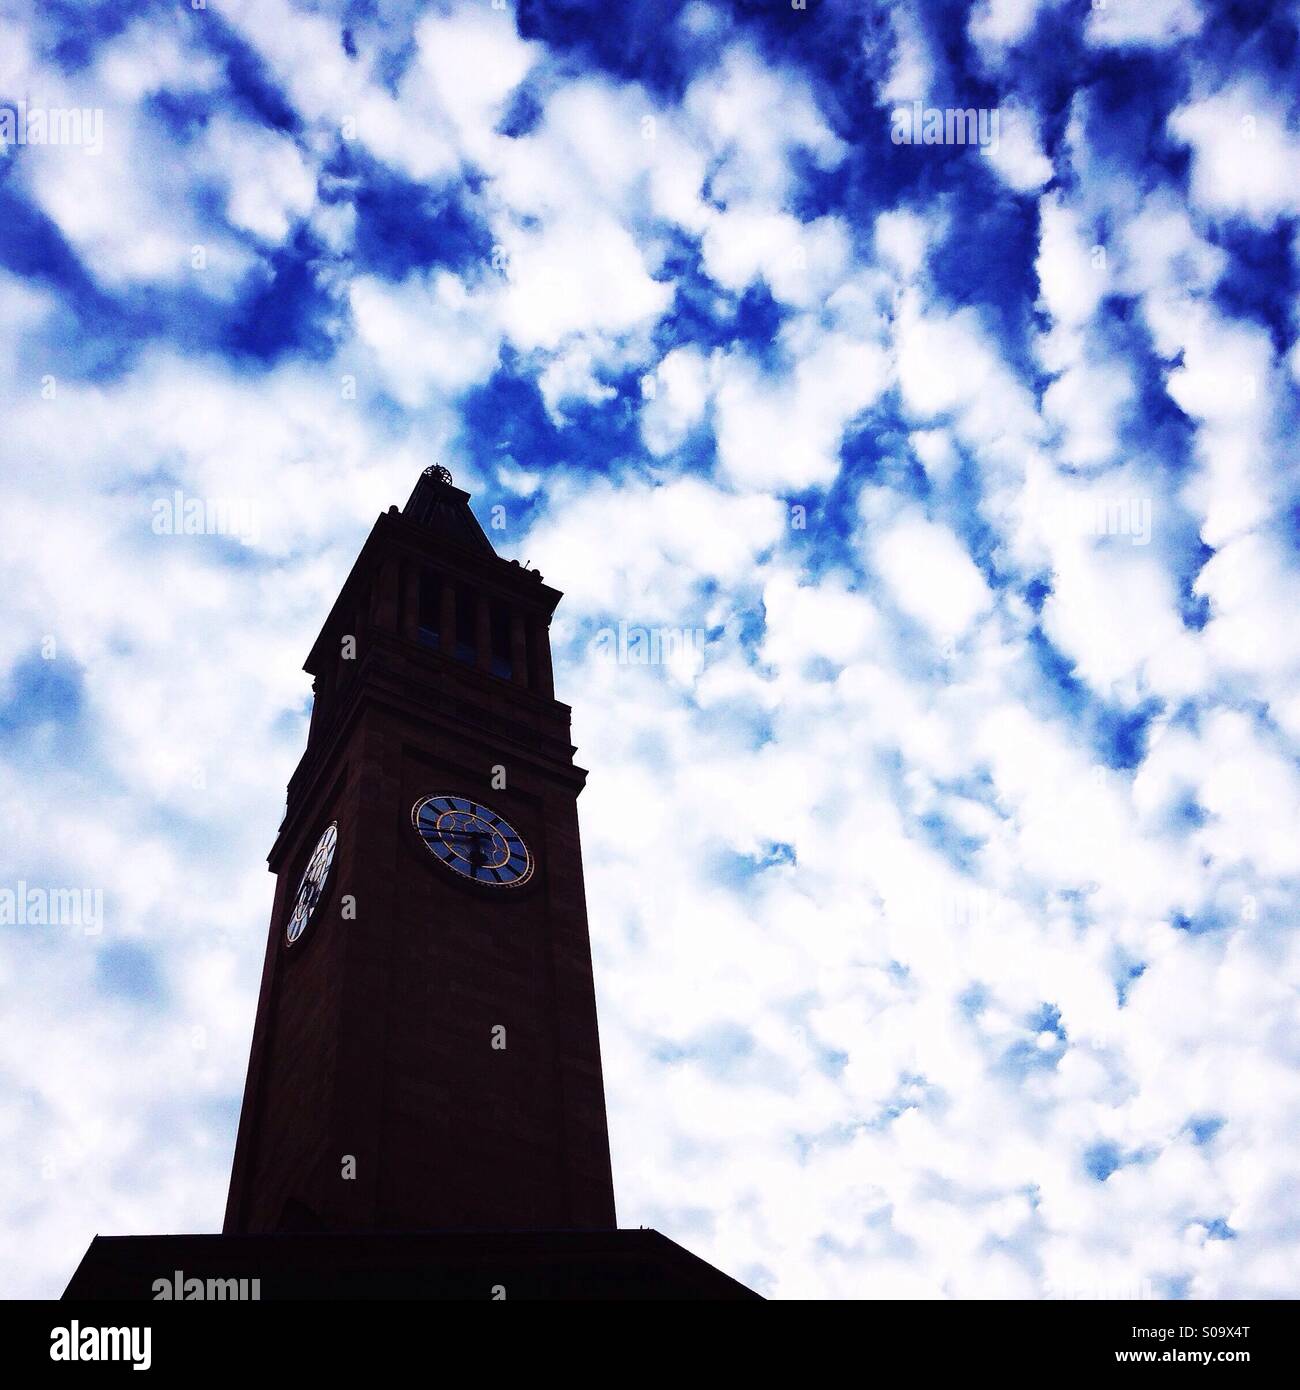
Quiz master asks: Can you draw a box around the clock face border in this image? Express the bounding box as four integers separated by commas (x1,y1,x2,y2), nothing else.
411,793,535,889
285,820,338,947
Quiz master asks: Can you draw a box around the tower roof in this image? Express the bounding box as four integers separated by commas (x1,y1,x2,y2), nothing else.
303,464,559,679
402,465,495,555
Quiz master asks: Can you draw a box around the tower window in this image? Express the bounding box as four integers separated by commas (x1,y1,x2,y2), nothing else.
417,570,441,648
490,602,512,679
454,588,476,665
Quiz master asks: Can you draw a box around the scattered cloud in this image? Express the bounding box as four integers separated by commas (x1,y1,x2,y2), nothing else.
2,0,1299,1303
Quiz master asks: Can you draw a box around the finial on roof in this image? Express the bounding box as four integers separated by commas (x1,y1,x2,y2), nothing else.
403,464,494,553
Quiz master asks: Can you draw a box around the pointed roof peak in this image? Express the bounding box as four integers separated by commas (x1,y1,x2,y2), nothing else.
402,464,495,555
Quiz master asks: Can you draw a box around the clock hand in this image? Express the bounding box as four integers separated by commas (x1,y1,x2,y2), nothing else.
437,825,499,872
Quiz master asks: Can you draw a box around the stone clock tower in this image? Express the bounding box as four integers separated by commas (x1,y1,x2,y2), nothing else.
224,465,616,1235
64,468,757,1299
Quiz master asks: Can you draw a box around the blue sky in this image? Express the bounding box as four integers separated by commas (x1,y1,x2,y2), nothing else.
2,0,1300,1298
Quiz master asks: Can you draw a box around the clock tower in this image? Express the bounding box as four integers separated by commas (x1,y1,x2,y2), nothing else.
65,466,758,1298
223,465,616,1235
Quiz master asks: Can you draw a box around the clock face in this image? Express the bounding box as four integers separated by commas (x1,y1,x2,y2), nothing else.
286,821,338,945
412,794,534,888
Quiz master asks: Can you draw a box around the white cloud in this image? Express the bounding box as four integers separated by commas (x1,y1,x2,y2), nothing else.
202,118,317,244
1040,351,1133,469
1197,532,1300,682
1042,537,1195,694
19,100,248,288
1086,0,1204,50
895,295,1040,451
880,7,933,106
497,214,672,350
714,331,890,491
982,103,1054,192
536,337,620,421
413,6,540,151
527,474,786,624
969,0,1048,51
1162,306,1277,548
1169,83,1300,225
874,208,930,280
685,45,847,207
350,271,502,406
870,513,994,642
4,0,1300,1308
1037,197,1104,328
700,209,851,309
641,345,713,455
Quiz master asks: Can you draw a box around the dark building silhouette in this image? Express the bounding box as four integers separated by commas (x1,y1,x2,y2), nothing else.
225,464,615,1235
66,468,758,1300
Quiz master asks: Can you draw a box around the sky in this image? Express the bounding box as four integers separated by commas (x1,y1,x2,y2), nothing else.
2,0,1299,1300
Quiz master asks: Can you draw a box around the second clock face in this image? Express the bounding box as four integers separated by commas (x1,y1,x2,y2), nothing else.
286,821,338,945
412,794,534,888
